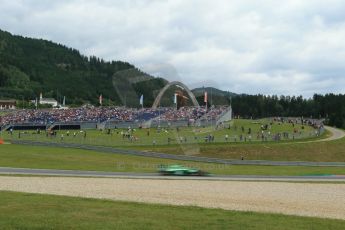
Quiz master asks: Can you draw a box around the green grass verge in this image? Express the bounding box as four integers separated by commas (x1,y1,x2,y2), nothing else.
0,191,344,230
134,132,345,162
1,144,345,176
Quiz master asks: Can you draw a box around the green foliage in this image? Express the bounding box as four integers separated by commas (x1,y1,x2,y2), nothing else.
231,94,345,129
0,65,30,89
133,78,167,107
0,29,159,105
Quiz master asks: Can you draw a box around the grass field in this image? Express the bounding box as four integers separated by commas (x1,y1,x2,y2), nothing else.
136,133,345,162
3,129,343,163
1,118,343,175
0,191,344,230
1,119,320,148
1,118,334,162
1,144,345,176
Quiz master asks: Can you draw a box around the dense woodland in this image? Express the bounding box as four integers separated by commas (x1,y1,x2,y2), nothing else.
0,29,344,128
0,29,165,106
230,94,345,129
195,91,345,128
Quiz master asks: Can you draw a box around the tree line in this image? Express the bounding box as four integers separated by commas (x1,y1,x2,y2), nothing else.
0,29,163,106
230,94,345,128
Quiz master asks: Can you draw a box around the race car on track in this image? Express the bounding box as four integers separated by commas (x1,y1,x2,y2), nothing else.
158,164,209,176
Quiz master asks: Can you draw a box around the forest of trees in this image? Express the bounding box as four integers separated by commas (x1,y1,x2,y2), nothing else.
195,91,345,128
230,94,345,129
0,29,164,106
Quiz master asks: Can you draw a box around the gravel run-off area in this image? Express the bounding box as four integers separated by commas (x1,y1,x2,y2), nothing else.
0,176,344,220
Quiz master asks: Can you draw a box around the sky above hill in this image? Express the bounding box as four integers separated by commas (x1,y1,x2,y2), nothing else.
1,0,345,97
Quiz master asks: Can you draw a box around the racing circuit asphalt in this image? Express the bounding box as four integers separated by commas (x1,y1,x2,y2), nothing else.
1,167,345,182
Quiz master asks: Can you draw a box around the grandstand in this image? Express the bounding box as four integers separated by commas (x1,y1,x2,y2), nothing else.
0,106,231,131
0,80,234,131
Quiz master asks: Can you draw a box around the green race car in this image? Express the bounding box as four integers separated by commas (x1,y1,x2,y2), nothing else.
158,164,209,176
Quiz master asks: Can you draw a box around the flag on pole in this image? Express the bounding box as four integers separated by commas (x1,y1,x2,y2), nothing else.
173,93,177,104
204,91,208,103
99,94,103,105
139,94,144,106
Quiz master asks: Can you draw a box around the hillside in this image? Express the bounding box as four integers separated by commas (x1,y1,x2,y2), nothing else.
192,87,237,97
0,29,167,106
192,87,237,106
1,30,343,128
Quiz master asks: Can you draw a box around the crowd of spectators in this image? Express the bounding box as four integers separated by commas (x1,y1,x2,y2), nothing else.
200,106,228,121
155,107,206,121
0,106,229,126
154,106,228,121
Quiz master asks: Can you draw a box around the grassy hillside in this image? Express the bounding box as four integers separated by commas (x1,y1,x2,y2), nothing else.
0,29,166,106
193,87,237,106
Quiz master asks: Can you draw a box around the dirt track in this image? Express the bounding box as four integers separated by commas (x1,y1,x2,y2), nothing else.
0,176,344,220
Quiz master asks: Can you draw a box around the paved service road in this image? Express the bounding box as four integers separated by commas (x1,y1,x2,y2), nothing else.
316,126,345,142
293,126,345,144
1,167,345,182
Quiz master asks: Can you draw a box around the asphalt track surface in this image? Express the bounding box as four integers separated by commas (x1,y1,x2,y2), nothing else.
1,167,345,182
